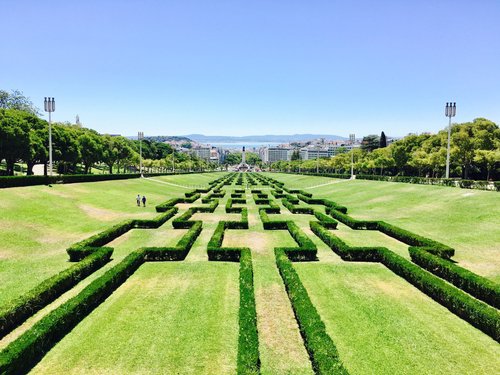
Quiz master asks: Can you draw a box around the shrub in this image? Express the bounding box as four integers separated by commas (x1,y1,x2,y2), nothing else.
0,247,113,339
0,249,145,374
133,207,178,228
67,220,135,260
275,249,348,374
410,247,500,308
380,250,500,342
313,211,338,229
237,249,260,373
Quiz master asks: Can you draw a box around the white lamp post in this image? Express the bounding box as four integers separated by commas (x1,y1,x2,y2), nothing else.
349,133,355,179
44,97,55,176
445,102,456,178
138,131,144,177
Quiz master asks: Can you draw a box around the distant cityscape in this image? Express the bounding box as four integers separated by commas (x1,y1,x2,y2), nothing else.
157,135,397,165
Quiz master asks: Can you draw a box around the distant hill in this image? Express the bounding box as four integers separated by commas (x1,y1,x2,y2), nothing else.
182,134,347,143
127,135,193,142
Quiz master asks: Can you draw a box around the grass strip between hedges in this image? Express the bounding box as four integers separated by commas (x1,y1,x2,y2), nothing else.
275,248,349,375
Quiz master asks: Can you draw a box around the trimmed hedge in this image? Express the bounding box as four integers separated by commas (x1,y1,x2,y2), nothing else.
377,221,454,258
144,221,202,261
132,207,178,228
0,247,113,339
380,250,500,342
67,220,135,261
0,249,145,374
326,209,379,230
310,221,383,262
275,249,348,374
237,248,260,374
313,211,338,229
282,198,314,215
410,247,500,308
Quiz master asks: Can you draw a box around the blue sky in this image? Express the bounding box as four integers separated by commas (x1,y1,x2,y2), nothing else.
2,0,499,137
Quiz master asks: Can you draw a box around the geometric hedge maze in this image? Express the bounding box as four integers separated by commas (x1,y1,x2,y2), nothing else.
0,172,498,374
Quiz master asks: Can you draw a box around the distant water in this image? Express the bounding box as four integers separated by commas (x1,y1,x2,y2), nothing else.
207,142,282,150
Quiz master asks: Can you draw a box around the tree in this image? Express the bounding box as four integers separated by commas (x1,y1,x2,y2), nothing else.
0,109,31,175
361,134,380,152
291,150,301,160
0,90,40,115
225,153,241,165
474,149,499,180
78,131,103,174
379,131,387,148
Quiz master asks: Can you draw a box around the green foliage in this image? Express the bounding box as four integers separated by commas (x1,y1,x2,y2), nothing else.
410,247,500,308
275,248,348,374
0,247,113,339
0,249,145,374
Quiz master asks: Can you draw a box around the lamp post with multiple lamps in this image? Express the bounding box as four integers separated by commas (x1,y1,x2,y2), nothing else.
349,133,355,179
445,102,456,179
44,97,55,176
138,131,144,177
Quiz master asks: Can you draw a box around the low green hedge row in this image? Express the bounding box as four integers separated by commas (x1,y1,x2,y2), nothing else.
326,209,379,230
250,189,262,193
237,249,260,374
0,247,113,340
67,220,136,260
231,193,244,198
155,193,201,212
380,250,500,342
259,209,288,230
409,247,500,309
310,221,500,341
275,248,348,374
313,211,338,229
377,221,454,258
278,221,317,261
172,201,218,228
253,195,271,205
235,189,245,193
297,194,324,205
270,190,285,198
0,248,145,374
132,207,179,229
282,198,314,215
310,221,383,262
144,221,203,261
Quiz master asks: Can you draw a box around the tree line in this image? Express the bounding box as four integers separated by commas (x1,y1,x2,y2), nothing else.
271,118,500,180
0,91,215,175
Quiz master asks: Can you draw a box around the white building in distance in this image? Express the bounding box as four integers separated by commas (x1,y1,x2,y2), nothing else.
259,147,292,163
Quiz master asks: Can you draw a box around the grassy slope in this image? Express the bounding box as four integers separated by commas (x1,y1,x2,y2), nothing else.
266,172,500,282
31,262,239,374
0,173,226,305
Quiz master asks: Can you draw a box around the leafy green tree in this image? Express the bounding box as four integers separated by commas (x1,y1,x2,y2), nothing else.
379,131,387,148
361,134,380,152
0,90,40,115
78,130,103,174
0,109,31,175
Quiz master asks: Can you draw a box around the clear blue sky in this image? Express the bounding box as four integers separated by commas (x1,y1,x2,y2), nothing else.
2,0,499,137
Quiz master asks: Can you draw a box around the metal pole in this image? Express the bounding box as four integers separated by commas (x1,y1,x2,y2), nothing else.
49,111,53,176
445,115,452,179
316,153,319,174
351,149,354,178
140,139,143,177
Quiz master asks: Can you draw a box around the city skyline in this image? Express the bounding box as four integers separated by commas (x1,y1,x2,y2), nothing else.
2,1,499,137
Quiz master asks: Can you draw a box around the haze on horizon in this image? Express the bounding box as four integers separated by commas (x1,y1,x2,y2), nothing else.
2,0,499,138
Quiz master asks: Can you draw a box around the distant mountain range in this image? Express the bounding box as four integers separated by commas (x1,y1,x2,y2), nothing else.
182,134,347,143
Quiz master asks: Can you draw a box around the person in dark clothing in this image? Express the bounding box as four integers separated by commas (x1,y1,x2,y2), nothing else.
142,195,146,207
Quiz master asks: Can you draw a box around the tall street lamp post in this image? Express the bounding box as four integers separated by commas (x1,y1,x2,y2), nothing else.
44,97,55,176
445,102,456,178
138,131,144,177
349,133,355,179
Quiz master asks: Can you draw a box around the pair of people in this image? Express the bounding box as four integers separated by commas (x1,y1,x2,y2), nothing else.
136,194,147,207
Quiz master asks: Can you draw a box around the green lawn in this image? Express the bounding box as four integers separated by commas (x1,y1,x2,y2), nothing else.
295,261,500,374
31,262,240,374
266,172,500,282
1,172,498,374
0,172,226,305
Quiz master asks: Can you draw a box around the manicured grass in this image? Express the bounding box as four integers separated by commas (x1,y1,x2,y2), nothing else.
0,173,226,305
2,172,499,374
266,172,500,282
295,262,500,374
30,262,240,374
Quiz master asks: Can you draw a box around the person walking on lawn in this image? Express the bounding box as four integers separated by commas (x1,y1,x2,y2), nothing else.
142,195,147,207
136,194,141,207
